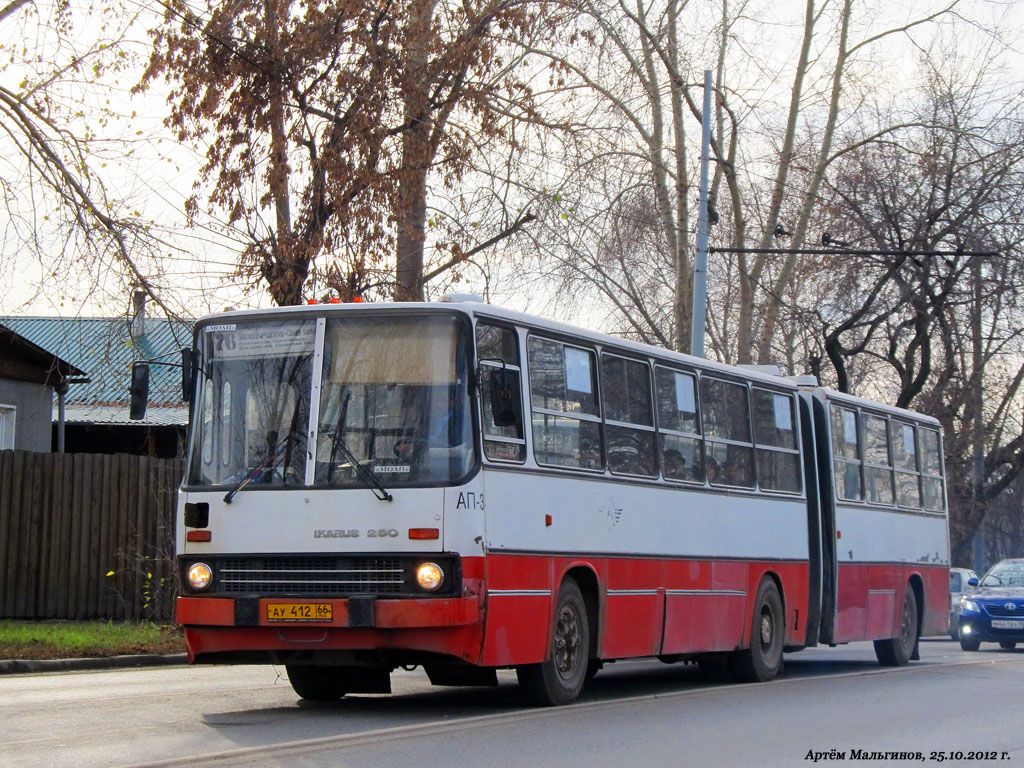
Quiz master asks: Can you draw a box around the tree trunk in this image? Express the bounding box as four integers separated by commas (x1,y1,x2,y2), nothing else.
757,0,851,363
394,0,438,302
264,0,302,306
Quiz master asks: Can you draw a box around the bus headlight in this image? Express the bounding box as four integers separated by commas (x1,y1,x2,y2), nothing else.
187,562,213,591
416,562,444,591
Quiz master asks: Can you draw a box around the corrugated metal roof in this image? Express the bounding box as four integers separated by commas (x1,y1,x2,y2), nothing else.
0,323,87,382
0,315,193,425
64,404,187,426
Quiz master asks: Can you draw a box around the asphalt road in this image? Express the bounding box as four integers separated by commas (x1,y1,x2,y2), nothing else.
4,638,1023,768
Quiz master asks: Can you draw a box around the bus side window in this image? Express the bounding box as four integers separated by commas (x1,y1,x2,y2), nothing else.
476,323,525,462
654,366,704,483
831,405,862,501
892,421,923,508
861,413,894,505
919,427,945,512
527,337,602,471
601,354,656,477
751,389,801,493
700,377,754,488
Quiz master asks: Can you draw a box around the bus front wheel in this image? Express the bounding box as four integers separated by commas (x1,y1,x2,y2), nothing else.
284,664,390,701
730,578,785,682
517,577,590,706
874,583,918,666
285,664,349,701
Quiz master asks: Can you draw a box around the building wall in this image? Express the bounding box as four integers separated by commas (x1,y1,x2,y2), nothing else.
0,378,53,452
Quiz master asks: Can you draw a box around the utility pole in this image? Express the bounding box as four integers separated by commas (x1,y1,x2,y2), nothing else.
690,69,713,358
970,254,986,571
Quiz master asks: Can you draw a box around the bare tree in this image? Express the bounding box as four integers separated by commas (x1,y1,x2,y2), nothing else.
811,62,1024,564
0,0,185,318
510,0,963,363
141,0,556,306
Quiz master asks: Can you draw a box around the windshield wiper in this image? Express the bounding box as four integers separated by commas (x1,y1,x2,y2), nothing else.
325,392,392,502
224,398,305,504
326,428,393,502
223,432,292,504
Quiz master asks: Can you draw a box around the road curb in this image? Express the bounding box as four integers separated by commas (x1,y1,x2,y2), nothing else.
0,653,188,675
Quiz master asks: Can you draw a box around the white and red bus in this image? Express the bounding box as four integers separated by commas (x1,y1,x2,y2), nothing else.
163,297,949,705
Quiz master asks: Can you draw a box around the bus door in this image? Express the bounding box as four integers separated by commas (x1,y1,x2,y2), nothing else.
810,392,838,644
797,391,823,647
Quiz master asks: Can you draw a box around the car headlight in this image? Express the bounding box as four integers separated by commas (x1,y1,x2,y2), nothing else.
961,599,980,613
187,562,213,591
416,562,444,591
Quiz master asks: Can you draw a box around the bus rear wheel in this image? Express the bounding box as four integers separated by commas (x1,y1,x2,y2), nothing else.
517,577,590,706
874,583,918,666
730,578,785,682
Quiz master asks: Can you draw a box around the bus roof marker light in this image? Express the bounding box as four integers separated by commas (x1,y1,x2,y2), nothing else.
545,514,552,527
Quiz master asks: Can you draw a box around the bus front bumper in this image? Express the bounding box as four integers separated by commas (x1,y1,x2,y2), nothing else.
177,595,485,665
176,594,481,629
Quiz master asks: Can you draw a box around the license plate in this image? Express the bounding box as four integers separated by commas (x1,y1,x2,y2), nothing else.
266,603,333,623
991,619,1024,629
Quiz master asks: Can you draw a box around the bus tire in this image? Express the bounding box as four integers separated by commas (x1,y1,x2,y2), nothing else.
285,664,348,701
874,583,918,666
730,579,785,683
517,577,589,706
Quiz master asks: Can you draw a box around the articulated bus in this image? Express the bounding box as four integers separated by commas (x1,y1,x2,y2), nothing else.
161,297,949,705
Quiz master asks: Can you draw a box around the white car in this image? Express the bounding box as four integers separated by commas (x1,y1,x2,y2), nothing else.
949,567,979,639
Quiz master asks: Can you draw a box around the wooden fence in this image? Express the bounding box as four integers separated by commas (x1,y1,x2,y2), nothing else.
0,450,183,621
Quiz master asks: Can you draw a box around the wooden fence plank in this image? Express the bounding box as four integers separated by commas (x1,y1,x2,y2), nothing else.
98,454,113,618
25,452,43,617
10,451,27,617
66,454,82,619
134,455,147,619
0,452,14,617
33,453,53,618
45,453,63,618
84,454,102,618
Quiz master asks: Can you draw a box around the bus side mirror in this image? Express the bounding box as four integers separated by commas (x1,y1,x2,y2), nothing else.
181,348,195,401
129,362,150,420
489,368,520,428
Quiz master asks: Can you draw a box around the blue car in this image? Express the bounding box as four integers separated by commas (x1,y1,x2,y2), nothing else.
959,559,1024,651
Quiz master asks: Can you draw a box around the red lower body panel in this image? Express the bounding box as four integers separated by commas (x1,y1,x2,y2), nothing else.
478,554,811,667
833,562,948,643
180,555,949,668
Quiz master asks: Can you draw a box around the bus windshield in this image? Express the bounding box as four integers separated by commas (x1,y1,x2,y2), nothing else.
315,314,473,487
189,319,315,488
186,313,474,490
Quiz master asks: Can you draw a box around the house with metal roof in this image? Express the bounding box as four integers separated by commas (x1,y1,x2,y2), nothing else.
0,325,87,452
0,301,193,457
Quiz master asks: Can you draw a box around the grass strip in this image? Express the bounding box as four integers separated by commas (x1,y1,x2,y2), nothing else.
0,620,184,659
